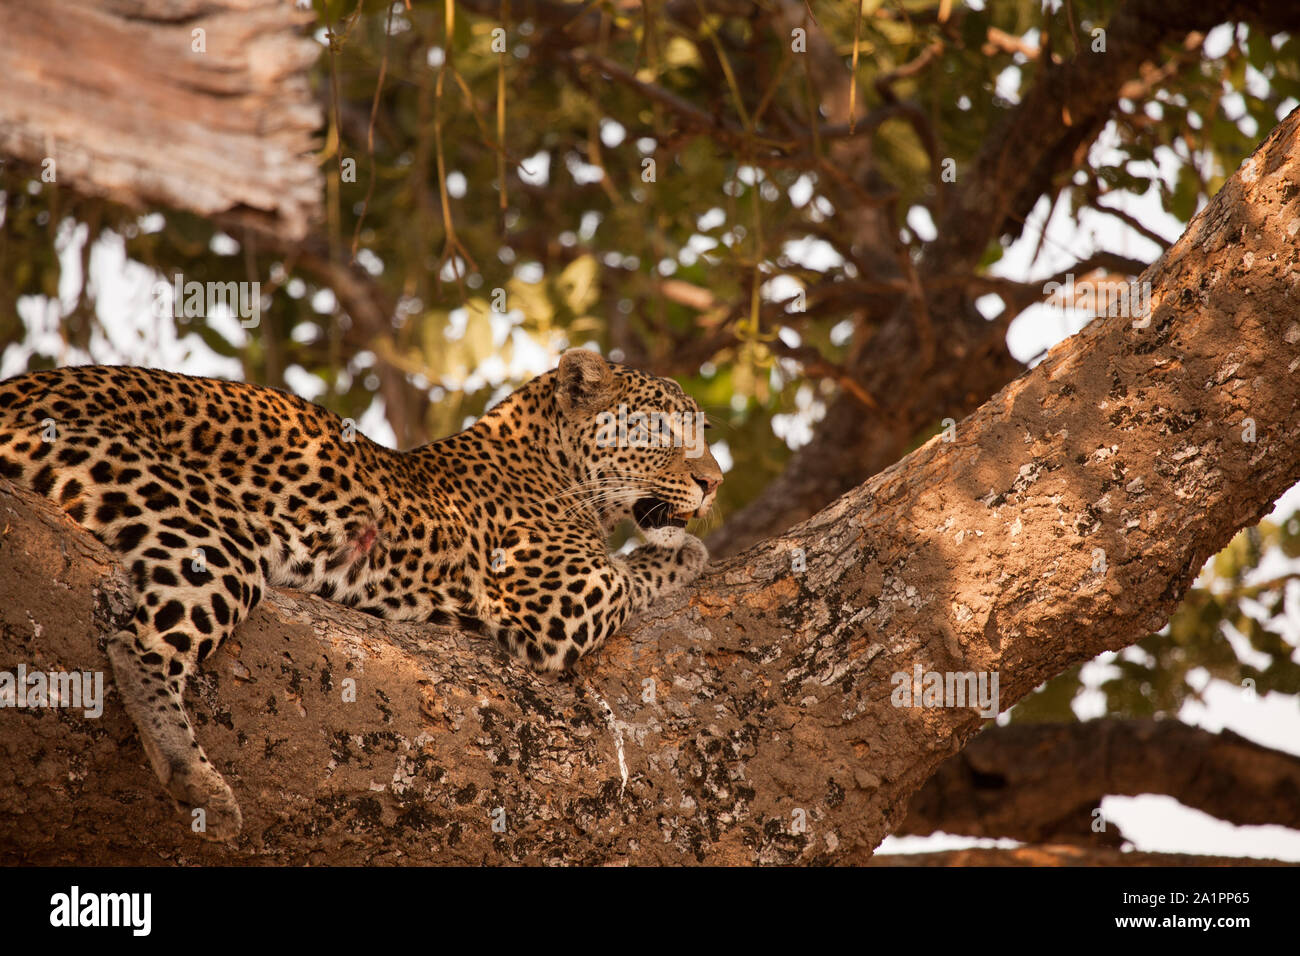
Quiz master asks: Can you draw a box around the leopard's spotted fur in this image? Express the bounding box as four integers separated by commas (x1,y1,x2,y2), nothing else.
0,350,721,839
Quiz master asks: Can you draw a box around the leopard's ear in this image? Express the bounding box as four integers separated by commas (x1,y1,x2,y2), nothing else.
555,349,617,419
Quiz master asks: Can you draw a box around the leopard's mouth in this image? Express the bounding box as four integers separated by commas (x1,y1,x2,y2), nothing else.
632,497,690,529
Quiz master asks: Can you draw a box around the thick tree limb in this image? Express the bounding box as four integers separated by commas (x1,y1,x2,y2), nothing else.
2,109,1300,863
0,0,322,239
898,719,1300,844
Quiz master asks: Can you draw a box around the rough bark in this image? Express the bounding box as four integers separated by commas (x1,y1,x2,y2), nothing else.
0,0,322,239
705,311,1024,557
2,109,1300,864
897,719,1300,844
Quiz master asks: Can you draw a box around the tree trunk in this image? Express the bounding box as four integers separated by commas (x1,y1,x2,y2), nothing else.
2,109,1300,864
0,0,322,240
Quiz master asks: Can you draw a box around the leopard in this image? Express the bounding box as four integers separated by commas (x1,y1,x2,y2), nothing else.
0,349,722,841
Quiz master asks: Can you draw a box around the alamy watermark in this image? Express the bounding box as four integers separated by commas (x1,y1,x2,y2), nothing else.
49,886,150,936
890,664,1000,718
595,403,707,458
0,664,104,718
1043,272,1152,327
151,274,262,328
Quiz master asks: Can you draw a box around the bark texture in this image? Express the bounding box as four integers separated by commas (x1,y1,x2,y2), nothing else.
0,0,322,239
2,109,1300,864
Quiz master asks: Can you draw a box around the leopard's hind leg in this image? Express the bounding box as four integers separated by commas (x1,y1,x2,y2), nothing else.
101,495,268,841
105,626,243,840
0,421,267,840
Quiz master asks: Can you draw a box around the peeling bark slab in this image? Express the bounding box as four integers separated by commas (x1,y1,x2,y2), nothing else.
0,0,322,239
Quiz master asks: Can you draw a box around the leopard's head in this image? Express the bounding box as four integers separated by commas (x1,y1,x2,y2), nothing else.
554,349,722,533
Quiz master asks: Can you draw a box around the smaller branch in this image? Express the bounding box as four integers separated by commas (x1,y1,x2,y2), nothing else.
350,1,396,261
1208,570,1300,600
562,48,751,149
848,0,865,131
497,0,511,228
982,27,1040,60
563,48,935,174
771,341,881,410
1043,251,1151,283
909,251,1152,323
874,39,945,104
1091,199,1174,251
431,32,478,297
1117,32,1206,102
654,278,721,313
898,719,1300,845
897,246,936,370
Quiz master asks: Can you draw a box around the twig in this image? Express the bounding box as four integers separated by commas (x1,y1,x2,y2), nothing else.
351,0,396,261
848,0,864,133
432,0,479,298
874,39,944,104
1091,199,1174,251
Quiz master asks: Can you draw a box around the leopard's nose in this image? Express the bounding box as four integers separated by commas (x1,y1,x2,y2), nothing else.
694,475,720,498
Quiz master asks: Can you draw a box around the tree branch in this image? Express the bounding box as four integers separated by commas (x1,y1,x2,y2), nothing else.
3,108,1300,863
898,719,1300,844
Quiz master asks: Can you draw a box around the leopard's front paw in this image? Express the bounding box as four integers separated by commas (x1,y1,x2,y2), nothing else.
647,530,708,583
642,525,688,549
675,532,709,580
